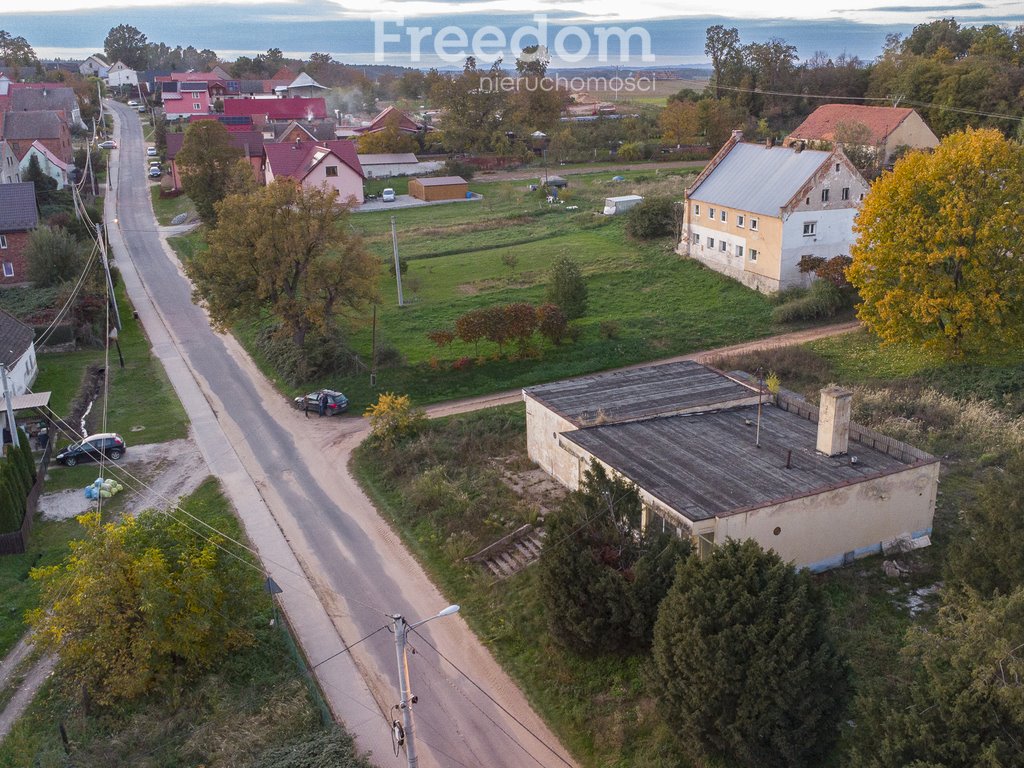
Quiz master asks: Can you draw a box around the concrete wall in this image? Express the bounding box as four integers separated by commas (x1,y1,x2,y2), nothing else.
525,395,581,489
884,112,938,162
713,461,939,571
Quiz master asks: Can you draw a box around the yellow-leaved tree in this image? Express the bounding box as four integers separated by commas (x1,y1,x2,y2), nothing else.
848,128,1024,356
365,392,426,446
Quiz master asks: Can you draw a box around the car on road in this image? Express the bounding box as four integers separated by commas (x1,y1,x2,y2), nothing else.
381,188,396,202
147,146,158,157
293,390,349,415
98,140,117,150
148,167,162,178
127,99,138,106
56,433,127,466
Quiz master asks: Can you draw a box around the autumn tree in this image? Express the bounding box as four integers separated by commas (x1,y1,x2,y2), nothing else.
175,120,243,226
357,112,418,154
545,255,587,319
849,128,1024,356
658,100,700,146
28,508,259,707
192,180,378,349
103,24,148,69
365,392,426,446
26,226,86,288
652,539,849,768
536,303,568,345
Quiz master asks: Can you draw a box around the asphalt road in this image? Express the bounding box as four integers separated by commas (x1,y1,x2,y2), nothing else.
106,102,576,768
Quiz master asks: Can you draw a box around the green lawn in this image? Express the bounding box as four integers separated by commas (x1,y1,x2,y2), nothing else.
150,185,194,226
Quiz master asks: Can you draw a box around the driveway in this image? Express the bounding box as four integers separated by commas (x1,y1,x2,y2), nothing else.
355,192,481,213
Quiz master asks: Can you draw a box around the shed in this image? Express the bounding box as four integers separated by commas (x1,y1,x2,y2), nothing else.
408,175,469,202
544,175,568,188
603,195,643,215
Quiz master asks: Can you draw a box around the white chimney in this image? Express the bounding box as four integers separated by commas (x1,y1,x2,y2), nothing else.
731,129,743,142
817,386,852,457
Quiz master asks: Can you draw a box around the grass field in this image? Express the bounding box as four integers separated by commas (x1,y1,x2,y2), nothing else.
172,167,788,408
0,479,369,768
149,185,194,226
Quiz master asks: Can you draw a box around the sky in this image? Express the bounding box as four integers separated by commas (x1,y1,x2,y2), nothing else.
5,0,1022,66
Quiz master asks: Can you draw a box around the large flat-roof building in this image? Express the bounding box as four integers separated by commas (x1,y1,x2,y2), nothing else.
524,361,939,571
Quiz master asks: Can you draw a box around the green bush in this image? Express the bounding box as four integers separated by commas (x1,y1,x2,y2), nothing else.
771,280,848,323
545,255,588,320
625,197,675,240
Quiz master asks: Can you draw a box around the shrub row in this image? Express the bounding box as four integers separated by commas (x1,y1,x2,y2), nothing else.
0,429,38,533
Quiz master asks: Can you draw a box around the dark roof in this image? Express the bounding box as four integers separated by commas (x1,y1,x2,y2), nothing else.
180,81,208,92
414,176,467,187
9,86,77,114
161,81,179,94
524,360,756,426
0,308,34,368
272,120,336,142
564,404,912,522
0,182,39,231
0,110,65,140
264,139,362,180
165,129,265,160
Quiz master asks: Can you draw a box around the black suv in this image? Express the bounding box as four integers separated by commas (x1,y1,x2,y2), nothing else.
293,390,349,415
56,433,127,466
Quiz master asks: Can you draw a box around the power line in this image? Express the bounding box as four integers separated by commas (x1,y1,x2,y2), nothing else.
311,623,389,670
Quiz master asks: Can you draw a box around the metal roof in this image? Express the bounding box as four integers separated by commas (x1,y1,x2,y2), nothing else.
688,142,831,216
5,391,50,410
413,176,467,187
357,153,419,165
564,404,912,521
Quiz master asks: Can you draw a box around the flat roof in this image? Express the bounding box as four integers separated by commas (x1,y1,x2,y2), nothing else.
563,404,914,521
524,361,755,425
414,176,467,186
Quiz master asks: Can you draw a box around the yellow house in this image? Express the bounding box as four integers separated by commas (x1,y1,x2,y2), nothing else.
524,361,939,572
678,131,870,293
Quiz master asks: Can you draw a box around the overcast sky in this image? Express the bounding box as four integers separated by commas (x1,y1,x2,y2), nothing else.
9,0,1022,23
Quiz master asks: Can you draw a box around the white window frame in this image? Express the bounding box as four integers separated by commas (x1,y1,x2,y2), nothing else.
720,210,727,223
821,188,830,203
749,217,758,231
719,240,727,252
736,245,744,257
841,187,850,201
707,237,715,249
692,233,700,244
803,221,817,237
708,207,715,219
736,215,744,228
0,235,6,249
693,204,700,217
325,165,339,177
749,249,758,261
2,262,13,277
193,102,201,110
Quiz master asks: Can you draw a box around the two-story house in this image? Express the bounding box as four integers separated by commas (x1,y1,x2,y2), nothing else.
263,139,364,205
0,182,39,286
161,80,212,120
678,131,869,294
784,104,938,166
0,111,74,168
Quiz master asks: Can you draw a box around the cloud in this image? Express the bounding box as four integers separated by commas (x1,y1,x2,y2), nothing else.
853,2,984,10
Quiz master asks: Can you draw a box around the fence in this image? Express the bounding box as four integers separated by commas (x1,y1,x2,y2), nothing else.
0,437,55,555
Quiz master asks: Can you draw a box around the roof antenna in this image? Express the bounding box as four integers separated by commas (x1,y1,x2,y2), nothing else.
755,366,765,449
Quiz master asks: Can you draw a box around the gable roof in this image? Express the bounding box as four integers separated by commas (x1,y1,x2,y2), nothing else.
9,86,77,114
687,142,832,217
271,120,336,142
287,72,327,91
271,66,298,81
787,104,915,146
361,105,420,133
165,129,265,161
0,110,66,141
0,182,39,231
223,97,327,121
264,139,363,180
26,140,70,171
0,308,34,369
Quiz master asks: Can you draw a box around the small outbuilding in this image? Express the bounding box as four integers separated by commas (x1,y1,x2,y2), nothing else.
603,195,643,215
544,175,568,188
409,175,469,202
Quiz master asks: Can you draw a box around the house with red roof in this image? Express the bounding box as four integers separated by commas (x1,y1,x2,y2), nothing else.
161,80,213,120
165,129,266,192
784,104,938,165
264,139,363,205
356,105,422,135
224,97,328,126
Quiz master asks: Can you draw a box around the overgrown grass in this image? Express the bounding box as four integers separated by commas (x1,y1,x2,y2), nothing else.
0,479,363,768
0,287,62,320
149,185,194,226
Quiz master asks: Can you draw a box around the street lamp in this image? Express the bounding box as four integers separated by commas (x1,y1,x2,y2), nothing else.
391,604,460,768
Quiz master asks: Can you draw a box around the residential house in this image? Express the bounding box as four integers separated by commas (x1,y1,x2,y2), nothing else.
223,97,328,128
524,361,939,572
105,61,139,88
0,182,39,287
271,120,336,144
188,114,256,132
0,308,38,395
18,141,70,188
78,55,109,78
280,72,328,98
165,129,265,191
8,85,84,128
355,105,422,135
0,111,74,168
784,104,938,166
358,153,441,178
679,131,869,293
161,81,211,120
0,139,17,183
263,139,363,204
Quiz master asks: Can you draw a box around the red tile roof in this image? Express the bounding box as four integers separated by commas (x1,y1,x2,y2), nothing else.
223,97,327,121
359,105,421,134
264,139,363,180
786,104,915,146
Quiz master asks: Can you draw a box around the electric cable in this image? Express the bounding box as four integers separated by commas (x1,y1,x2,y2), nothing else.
311,623,389,670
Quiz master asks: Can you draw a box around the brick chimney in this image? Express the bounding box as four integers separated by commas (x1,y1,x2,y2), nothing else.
817,386,852,457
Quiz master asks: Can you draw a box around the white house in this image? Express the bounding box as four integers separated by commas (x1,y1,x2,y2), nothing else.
0,309,37,396
18,141,70,189
524,361,939,572
105,61,139,88
78,55,109,78
678,131,870,293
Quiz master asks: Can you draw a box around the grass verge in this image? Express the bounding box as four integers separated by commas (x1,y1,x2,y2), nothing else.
149,185,194,226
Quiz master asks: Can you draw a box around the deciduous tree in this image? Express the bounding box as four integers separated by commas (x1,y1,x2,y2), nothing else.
365,392,426,446
848,128,1024,356
545,255,587,320
652,539,848,768
658,100,700,146
175,120,243,226
26,226,86,288
103,24,148,69
192,181,378,349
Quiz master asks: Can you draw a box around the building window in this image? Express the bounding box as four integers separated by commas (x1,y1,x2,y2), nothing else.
736,245,744,257
707,237,715,249
325,165,338,177
835,163,840,172
737,215,744,228
0,235,6,249
859,193,865,201
841,187,850,200
693,204,700,217
708,207,715,219
2,262,13,278
749,217,758,231
803,221,817,236
719,240,727,252
193,102,201,110
692,233,700,244
821,188,830,202
720,210,727,223
749,249,758,261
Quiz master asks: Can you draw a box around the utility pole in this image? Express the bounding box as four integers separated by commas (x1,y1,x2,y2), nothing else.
391,216,404,307
390,605,460,768
0,364,15,454
96,223,122,330
370,304,377,387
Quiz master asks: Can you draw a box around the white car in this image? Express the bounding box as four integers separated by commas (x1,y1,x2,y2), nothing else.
147,147,158,157
381,188,396,202
127,99,138,107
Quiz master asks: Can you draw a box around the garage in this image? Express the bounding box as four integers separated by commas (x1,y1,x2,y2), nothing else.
408,175,469,202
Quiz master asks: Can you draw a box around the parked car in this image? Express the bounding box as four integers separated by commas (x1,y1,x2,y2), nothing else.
148,167,162,178
147,146,158,157
292,390,349,415
127,99,138,106
98,140,117,150
138,105,147,113
56,433,126,466
381,188,396,202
